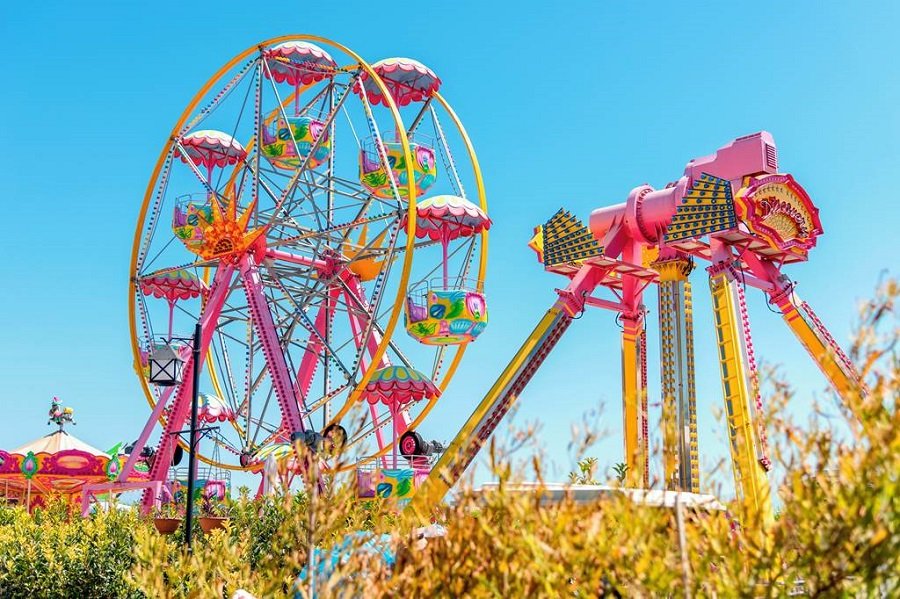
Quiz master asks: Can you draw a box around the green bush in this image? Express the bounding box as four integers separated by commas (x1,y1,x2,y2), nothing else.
0,501,148,598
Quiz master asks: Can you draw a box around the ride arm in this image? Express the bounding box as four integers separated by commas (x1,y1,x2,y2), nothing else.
708,263,773,528
742,254,867,413
405,265,602,521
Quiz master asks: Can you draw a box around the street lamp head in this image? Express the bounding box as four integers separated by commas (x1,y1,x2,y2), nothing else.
148,343,185,387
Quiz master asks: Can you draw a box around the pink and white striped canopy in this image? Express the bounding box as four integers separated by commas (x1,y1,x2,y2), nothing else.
357,57,441,107
361,366,440,408
176,130,247,170
139,269,207,303
264,41,337,86
410,195,491,241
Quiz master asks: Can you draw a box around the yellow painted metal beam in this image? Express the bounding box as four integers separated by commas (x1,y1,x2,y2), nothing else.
709,270,773,528
621,314,648,488
406,304,572,521
771,291,867,418
655,258,699,492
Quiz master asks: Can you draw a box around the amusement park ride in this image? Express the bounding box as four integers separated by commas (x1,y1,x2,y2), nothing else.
79,35,864,529
409,131,867,526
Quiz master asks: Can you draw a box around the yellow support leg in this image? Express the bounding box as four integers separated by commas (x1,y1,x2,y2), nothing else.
709,269,773,528
655,258,699,492
621,314,648,488
770,288,867,416
406,303,574,520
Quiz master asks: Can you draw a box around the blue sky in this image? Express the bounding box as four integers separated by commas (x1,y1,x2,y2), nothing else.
1,1,897,497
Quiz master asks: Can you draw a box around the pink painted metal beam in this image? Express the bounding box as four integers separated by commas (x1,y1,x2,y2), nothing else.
583,296,627,313
265,247,328,271
139,264,235,513
293,285,341,411
342,275,410,436
117,381,177,482
345,294,392,467
241,254,306,437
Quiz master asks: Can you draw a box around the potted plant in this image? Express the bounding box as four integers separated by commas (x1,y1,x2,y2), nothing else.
153,497,184,535
198,490,229,533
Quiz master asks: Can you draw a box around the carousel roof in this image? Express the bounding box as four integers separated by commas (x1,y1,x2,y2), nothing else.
10,430,110,457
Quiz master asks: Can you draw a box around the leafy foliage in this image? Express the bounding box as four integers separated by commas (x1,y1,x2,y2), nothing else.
0,500,147,598
612,462,628,484
567,456,599,484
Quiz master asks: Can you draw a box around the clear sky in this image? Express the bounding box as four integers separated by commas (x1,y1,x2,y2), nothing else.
1,1,897,497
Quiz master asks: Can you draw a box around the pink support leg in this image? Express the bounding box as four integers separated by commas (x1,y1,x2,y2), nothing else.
342,275,412,430
138,265,235,513
117,383,177,482
240,254,306,436
345,298,391,468
293,285,341,409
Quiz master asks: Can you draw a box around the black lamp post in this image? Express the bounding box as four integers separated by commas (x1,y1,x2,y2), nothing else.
147,322,202,551
184,322,201,551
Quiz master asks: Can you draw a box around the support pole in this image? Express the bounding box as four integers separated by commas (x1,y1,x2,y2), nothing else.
741,254,867,417
621,312,648,488
708,260,772,528
655,256,699,492
773,291,867,412
185,321,201,551
620,241,648,488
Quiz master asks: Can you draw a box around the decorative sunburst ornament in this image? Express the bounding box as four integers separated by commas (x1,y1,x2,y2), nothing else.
195,194,266,263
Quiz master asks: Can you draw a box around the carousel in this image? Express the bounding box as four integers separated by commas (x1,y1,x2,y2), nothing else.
0,399,145,511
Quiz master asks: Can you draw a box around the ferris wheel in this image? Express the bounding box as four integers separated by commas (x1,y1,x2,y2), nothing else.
129,36,490,490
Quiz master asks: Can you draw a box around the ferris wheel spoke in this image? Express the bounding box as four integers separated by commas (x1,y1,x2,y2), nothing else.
264,268,357,382
214,328,241,406
237,157,291,216
340,223,402,377
295,310,355,381
293,285,341,412
178,58,258,139
267,210,399,250
348,404,397,446
269,72,361,227
238,359,270,417
339,277,414,372
173,140,226,199
405,96,433,136
249,387,278,448
430,104,466,198
139,236,183,275
136,152,176,274
299,171,332,231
